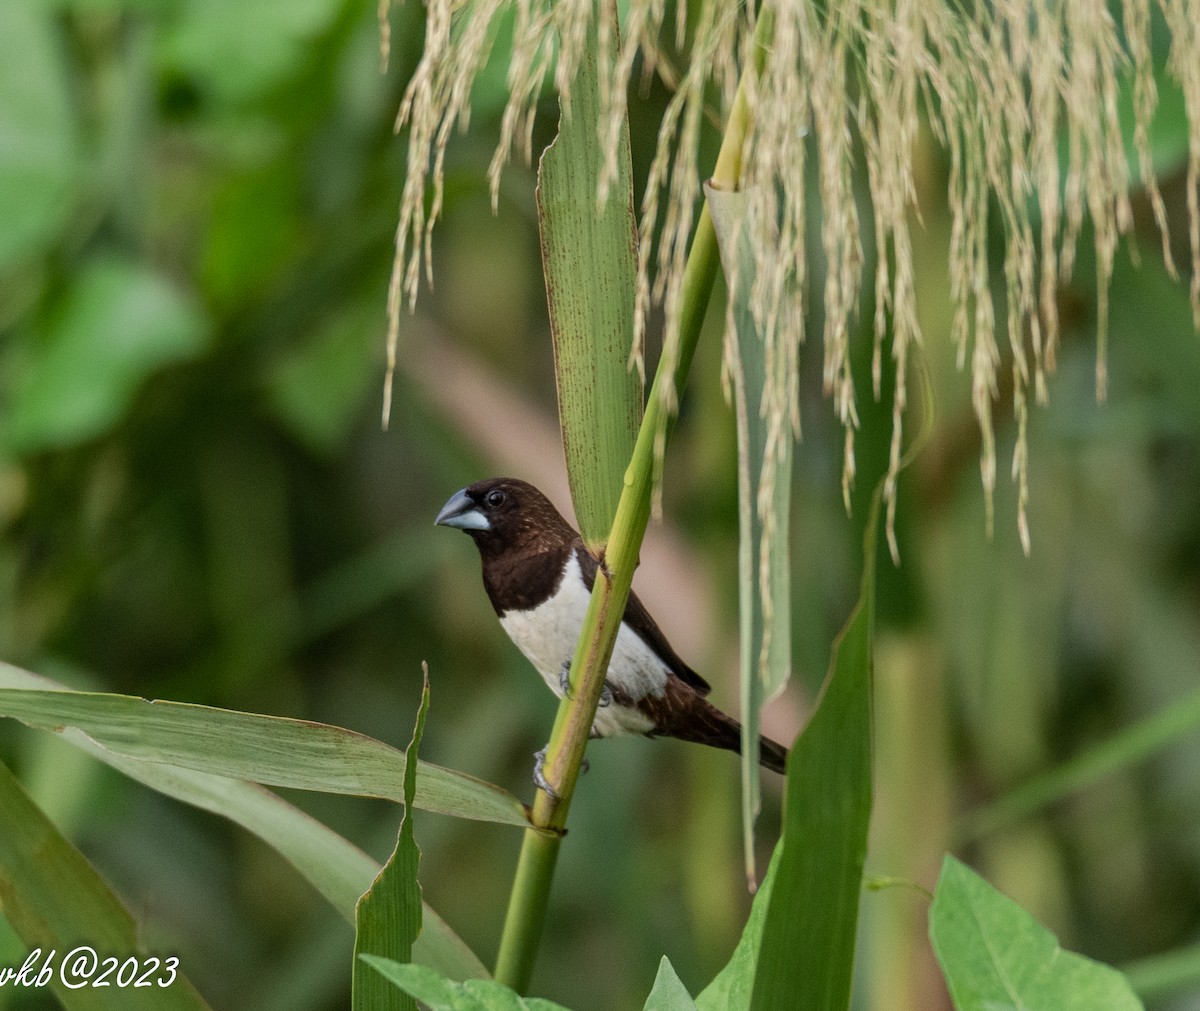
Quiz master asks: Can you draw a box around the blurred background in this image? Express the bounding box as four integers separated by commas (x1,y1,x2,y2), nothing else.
0,1,1198,1009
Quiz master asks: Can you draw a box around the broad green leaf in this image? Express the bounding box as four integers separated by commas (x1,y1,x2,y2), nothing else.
536,3,641,548
0,663,528,828
0,6,80,267
750,493,877,1011
360,957,570,1010
706,184,794,880
695,846,780,1011
353,671,429,1011
930,855,1143,1011
0,759,210,1010
643,957,698,1010
26,716,486,981
4,258,209,453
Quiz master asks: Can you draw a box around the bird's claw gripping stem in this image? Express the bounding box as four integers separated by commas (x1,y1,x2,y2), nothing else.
533,746,590,799
558,659,612,707
532,747,559,799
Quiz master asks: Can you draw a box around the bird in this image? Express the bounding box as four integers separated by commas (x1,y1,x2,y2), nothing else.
435,477,789,793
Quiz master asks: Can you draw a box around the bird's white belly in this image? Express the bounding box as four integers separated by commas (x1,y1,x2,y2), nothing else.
498,553,664,737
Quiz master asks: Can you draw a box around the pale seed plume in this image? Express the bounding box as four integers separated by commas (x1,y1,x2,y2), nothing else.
386,0,1200,549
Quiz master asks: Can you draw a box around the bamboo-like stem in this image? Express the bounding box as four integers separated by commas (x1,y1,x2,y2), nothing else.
493,11,774,993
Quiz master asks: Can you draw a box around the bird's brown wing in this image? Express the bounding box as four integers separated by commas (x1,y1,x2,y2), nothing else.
573,544,712,697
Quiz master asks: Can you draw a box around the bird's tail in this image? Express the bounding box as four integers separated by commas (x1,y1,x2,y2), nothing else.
665,695,789,775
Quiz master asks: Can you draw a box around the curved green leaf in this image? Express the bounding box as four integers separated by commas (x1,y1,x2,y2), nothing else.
0,760,210,1010
695,846,780,1011
353,671,429,1011
0,663,528,828
706,183,794,882
41,727,486,981
750,492,877,1011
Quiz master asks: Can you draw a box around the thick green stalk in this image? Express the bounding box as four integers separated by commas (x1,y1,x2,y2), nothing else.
493,11,774,992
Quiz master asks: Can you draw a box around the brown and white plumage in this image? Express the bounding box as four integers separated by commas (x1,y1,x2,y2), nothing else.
435,477,788,774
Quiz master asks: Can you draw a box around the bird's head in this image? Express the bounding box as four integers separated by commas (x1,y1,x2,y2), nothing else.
434,478,574,556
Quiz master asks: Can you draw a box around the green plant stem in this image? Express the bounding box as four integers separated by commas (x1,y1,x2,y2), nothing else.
492,9,774,993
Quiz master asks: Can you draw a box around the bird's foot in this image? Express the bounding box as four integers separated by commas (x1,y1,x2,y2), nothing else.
560,660,612,708
533,747,591,797
532,747,559,799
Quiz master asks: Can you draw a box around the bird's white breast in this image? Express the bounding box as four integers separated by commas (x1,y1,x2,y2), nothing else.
498,552,665,736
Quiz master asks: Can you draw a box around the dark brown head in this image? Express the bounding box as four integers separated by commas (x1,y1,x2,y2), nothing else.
434,478,577,560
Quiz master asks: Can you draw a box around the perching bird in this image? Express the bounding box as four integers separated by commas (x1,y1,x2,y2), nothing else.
435,477,789,792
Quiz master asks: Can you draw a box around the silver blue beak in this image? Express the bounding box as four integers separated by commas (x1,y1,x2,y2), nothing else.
435,488,490,531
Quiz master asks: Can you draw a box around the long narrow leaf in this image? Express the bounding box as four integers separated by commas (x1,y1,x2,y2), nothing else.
707,184,794,882
0,668,486,978
353,670,429,1011
750,492,878,1011
695,845,781,1011
536,0,640,548
0,759,211,1010
0,663,527,827
80,738,485,979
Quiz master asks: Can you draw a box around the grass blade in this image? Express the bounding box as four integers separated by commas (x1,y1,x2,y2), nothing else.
707,184,794,883
27,714,486,980
695,845,780,1011
0,663,528,828
0,759,211,1010
536,0,640,549
353,669,429,1011
750,491,878,1011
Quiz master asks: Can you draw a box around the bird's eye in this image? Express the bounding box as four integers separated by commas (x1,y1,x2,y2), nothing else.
485,489,507,508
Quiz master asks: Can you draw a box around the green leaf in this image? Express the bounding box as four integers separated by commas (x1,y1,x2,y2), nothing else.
0,6,80,267
695,845,780,1011
0,759,211,1010
930,855,1143,1011
643,957,698,1010
0,663,529,828
4,258,209,453
353,670,429,1011
750,493,877,1011
360,957,571,1010
706,184,794,880
536,6,641,548
22,709,487,980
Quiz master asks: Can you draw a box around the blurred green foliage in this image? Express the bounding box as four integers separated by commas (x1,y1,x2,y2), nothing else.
0,1,1198,1009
